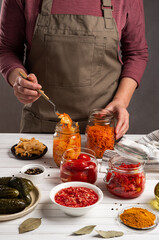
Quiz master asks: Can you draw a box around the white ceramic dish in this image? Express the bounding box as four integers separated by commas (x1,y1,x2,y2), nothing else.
49,181,103,216
20,164,46,184
117,205,158,233
0,185,40,221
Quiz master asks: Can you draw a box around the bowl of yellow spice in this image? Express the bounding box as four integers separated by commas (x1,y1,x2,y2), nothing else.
118,206,158,232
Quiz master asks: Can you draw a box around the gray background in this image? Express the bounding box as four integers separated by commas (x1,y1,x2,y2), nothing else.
0,0,158,134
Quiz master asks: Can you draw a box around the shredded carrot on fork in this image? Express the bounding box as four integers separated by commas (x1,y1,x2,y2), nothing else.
57,113,73,128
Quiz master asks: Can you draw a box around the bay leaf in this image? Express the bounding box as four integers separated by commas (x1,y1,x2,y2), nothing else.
73,225,96,235
19,218,41,234
96,230,124,238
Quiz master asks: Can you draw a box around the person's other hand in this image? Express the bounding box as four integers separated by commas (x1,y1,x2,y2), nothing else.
102,100,129,140
13,73,42,104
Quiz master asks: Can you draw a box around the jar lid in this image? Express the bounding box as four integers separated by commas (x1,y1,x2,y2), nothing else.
114,142,148,163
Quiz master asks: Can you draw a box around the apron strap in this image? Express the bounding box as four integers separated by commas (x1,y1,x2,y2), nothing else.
40,0,114,28
102,0,114,29
41,0,53,15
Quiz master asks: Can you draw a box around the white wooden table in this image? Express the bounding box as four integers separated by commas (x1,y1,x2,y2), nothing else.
0,133,159,240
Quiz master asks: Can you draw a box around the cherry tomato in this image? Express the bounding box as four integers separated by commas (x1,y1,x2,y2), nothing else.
64,159,89,171
87,161,96,169
73,159,89,171
87,169,97,184
62,160,76,171
60,158,97,184
78,153,91,161
86,162,97,184
71,171,88,182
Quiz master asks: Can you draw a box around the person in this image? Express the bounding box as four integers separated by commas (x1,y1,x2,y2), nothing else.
0,0,148,139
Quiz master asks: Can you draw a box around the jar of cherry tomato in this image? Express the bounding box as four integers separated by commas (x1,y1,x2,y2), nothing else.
60,147,98,184
53,122,81,167
104,155,146,199
85,109,115,158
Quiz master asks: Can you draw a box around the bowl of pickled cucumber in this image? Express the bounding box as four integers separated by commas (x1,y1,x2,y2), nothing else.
0,177,40,221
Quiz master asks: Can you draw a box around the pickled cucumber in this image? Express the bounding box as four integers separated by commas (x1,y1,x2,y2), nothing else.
0,185,19,198
0,177,34,191
8,177,32,206
0,199,27,214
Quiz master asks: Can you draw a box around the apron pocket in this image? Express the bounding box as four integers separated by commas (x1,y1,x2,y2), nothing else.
45,34,95,87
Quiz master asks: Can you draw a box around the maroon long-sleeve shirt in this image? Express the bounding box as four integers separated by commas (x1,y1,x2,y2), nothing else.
0,0,148,86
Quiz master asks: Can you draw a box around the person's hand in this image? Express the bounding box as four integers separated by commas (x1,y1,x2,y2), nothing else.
13,73,42,104
102,100,129,140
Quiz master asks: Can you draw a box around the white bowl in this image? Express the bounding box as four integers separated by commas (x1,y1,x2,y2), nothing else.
49,182,103,216
20,164,46,184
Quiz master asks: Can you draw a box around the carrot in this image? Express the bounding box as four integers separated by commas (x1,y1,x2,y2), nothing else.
86,125,115,158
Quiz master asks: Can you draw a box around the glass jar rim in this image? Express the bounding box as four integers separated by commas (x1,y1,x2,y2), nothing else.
55,121,80,134
109,155,145,173
88,109,115,122
62,147,97,162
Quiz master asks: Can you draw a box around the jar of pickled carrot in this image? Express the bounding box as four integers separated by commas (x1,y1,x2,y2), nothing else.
85,109,115,158
53,122,81,167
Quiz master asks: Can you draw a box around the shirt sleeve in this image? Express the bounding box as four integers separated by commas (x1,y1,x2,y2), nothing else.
0,0,26,84
120,0,148,86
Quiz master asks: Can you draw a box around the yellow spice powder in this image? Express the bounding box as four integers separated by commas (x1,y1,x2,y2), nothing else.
120,207,156,229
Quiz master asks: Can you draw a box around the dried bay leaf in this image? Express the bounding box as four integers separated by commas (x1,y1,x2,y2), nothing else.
19,218,41,234
96,230,124,238
73,225,96,235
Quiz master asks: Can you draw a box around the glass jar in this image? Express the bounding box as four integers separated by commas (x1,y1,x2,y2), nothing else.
60,147,98,184
53,122,81,167
104,155,146,199
85,109,115,158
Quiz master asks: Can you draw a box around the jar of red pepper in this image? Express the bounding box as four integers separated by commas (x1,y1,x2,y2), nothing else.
85,109,115,159
60,147,98,184
104,155,146,199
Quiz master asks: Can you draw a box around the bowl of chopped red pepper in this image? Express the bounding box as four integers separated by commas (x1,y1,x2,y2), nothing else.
49,182,103,216
60,147,98,184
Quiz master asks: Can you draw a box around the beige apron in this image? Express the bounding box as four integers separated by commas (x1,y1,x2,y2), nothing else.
20,0,121,133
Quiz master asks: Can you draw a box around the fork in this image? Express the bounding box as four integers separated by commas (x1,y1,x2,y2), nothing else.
19,72,59,115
